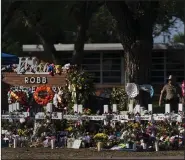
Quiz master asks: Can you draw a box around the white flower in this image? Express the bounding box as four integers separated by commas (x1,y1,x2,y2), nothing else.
46,120,50,123
20,118,25,124
62,63,71,70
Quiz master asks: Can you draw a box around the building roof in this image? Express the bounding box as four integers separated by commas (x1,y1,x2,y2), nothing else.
22,43,185,52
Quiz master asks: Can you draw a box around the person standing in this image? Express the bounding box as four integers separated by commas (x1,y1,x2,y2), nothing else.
159,75,182,112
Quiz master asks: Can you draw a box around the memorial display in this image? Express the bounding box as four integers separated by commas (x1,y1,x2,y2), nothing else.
1,57,185,152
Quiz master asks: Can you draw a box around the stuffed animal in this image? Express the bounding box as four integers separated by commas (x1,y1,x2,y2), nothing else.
48,64,55,76
55,65,62,74
37,63,44,72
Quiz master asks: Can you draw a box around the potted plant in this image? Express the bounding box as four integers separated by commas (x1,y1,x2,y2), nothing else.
93,133,108,151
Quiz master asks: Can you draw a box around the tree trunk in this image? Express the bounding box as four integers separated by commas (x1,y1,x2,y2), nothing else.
22,10,59,64
71,22,87,65
106,1,158,84
106,1,159,107
71,2,104,65
35,32,59,64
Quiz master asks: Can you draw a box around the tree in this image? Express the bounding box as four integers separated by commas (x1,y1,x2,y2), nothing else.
70,1,104,65
71,0,184,83
173,32,185,43
88,5,119,43
1,1,75,62
105,1,159,84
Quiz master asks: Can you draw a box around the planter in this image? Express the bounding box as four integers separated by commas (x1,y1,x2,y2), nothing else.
97,142,103,151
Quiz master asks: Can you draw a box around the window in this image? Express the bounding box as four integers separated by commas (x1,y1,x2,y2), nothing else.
82,52,122,84
166,51,184,83
102,53,121,83
151,51,165,84
82,53,101,83
152,64,164,70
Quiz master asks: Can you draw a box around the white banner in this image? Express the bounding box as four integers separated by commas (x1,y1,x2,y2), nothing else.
2,112,184,122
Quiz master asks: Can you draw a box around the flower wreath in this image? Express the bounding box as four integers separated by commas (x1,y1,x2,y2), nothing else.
8,88,29,104
33,86,54,106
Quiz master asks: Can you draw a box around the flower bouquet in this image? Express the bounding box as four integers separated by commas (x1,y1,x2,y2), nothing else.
93,133,108,142
65,126,73,132
84,108,91,115
93,133,108,151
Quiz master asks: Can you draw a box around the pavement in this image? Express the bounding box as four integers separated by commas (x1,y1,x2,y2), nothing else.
87,156,184,159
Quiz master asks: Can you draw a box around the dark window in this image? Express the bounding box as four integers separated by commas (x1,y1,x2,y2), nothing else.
152,51,165,58
82,64,100,71
152,64,164,70
151,77,164,82
151,71,164,77
82,53,101,83
103,71,121,77
103,77,121,83
102,53,121,83
152,58,164,63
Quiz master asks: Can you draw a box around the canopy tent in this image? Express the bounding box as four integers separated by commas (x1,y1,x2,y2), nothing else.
1,53,19,65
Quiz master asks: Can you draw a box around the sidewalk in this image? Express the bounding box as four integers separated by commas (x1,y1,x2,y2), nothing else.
88,156,184,159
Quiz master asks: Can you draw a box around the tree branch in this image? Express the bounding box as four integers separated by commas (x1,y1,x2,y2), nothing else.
21,10,59,64
71,2,103,65
2,1,23,34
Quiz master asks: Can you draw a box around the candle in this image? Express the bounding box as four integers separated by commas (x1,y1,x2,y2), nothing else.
51,139,55,149
165,104,170,113
132,143,136,150
78,105,83,114
112,104,117,113
13,138,17,148
178,103,183,112
148,104,153,113
142,142,147,149
128,104,133,112
74,104,78,113
155,141,159,151
104,105,108,113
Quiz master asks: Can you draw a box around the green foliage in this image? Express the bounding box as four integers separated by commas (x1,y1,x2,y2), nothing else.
88,5,120,43
154,0,185,36
1,1,185,56
66,66,95,105
173,32,185,43
110,87,128,111
2,120,13,130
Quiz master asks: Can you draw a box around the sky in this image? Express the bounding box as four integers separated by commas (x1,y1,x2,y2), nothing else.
154,18,184,43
